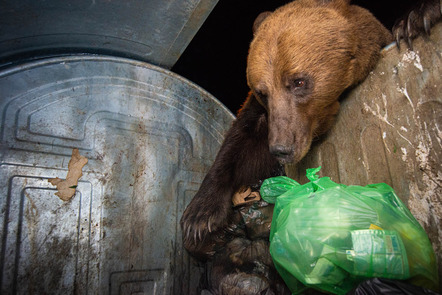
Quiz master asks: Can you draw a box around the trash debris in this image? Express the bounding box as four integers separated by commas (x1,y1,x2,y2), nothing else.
48,148,88,201
232,186,261,207
199,200,292,295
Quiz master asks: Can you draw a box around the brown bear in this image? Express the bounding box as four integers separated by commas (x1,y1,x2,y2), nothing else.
180,0,440,261
181,0,392,260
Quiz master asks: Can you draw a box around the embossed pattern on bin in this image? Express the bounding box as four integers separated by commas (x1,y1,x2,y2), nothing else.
0,56,234,294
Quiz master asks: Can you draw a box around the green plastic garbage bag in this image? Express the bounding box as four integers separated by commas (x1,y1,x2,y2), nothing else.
260,167,439,295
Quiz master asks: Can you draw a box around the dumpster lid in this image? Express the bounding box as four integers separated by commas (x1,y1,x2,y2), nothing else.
0,0,218,68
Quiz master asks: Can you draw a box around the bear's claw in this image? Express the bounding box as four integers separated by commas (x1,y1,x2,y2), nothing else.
393,0,441,49
180,194,232,258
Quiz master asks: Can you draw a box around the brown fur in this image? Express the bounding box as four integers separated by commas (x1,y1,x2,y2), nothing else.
247,0,392,163
181,0,392,259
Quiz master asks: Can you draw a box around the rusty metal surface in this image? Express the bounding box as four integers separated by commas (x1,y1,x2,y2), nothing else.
289,23,442,287
0,0,218,68
0,55,234,294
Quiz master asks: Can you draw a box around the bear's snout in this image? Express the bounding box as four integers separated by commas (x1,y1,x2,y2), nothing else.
267,107,313,165
269,144,294,164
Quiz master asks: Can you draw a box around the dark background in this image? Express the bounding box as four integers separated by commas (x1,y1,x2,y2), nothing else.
172,0,415,114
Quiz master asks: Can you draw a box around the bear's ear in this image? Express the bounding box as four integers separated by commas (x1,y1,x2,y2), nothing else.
309,0,351,15
315,0,350,4
315,0,351,10
253,11,272,34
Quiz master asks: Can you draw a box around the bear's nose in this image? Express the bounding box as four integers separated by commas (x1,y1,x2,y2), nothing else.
269,145,294,163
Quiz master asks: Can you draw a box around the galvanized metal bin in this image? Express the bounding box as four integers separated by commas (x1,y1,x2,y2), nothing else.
0,0,218,68
0,56,234,294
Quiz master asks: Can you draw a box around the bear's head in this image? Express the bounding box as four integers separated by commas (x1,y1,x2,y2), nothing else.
247,0,359,164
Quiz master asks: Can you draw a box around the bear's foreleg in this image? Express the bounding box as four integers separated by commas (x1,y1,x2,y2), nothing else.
180,94,283,259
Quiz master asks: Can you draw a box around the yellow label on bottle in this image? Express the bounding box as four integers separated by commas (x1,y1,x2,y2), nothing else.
369,224,383,230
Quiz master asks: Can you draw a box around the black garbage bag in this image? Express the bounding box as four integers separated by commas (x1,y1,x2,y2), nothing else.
198,200,293,295
347,278,441,295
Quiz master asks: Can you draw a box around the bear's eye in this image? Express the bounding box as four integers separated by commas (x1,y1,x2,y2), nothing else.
285,74,313,100
254,90,268,106
293,79,305,88
255,90,265,99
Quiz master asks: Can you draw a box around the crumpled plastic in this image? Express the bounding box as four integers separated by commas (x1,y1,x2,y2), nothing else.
260,167,439,295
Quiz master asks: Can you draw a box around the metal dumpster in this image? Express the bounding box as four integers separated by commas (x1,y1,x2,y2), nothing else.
0,0,218,68
0,56,234,294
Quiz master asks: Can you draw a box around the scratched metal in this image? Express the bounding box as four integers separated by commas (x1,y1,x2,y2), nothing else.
0,0,218,68
0,56,234,294
289,23,442,288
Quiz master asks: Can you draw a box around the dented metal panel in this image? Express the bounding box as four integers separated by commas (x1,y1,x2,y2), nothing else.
0,0,218,68
0,56,234,294
289,23,442,287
